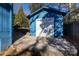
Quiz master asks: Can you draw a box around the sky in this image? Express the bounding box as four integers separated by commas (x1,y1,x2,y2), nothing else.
13,3,79,16
13,3,31,15
13,3,69,16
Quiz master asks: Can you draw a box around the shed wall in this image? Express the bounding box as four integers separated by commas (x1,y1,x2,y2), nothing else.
0,4,12,51
30,10,64,38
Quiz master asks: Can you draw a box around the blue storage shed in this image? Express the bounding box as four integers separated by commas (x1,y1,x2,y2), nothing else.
0,4,12,51
29,7,66,38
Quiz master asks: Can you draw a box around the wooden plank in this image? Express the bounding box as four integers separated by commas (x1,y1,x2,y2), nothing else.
3,35,37,56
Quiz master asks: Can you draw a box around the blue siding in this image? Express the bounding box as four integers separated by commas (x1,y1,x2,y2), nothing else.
42,12,55,37
30,10,48,36
30,15,37,36
38,11,48,18
0,4,12,51
54,14,63,37
0,6,2,32
30,7,65,38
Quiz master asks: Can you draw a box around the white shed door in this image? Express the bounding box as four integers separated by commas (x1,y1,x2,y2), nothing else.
36,20,46,37
36,18,54,37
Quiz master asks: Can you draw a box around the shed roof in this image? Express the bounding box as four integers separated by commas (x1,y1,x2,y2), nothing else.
28,7,67,18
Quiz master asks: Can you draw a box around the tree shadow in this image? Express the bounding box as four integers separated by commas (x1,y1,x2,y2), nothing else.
12,25,29,44
63,21,79,55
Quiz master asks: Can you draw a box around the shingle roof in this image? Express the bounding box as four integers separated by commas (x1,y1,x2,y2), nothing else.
28,6,67,18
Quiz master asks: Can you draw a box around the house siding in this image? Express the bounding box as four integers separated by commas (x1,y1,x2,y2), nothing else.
30,7,65,38
0,4,12,51
54,14,63,37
